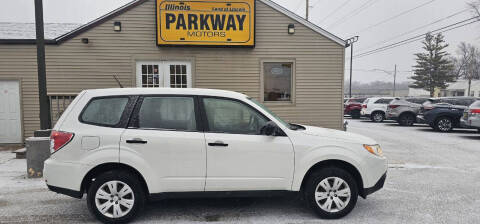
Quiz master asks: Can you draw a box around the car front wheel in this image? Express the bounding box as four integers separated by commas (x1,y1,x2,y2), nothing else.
304,167,358,219
87,171,145,224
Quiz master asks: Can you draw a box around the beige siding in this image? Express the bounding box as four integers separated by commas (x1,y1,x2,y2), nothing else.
0,0,344,139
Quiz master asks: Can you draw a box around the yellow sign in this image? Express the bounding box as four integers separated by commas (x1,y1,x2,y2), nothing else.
156,0,255,46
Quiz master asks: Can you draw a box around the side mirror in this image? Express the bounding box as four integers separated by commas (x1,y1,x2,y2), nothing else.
260,121,282,136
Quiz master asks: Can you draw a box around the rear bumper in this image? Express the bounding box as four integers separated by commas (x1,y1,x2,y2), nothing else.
44,159,89,196
363,172,386,198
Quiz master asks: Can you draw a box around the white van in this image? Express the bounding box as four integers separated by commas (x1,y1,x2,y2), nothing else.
44,88,387,223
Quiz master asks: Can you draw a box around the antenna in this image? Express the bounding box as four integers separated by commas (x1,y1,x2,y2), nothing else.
112,75,124,88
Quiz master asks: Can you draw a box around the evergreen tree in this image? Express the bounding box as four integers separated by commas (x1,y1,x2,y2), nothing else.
410,33,455,97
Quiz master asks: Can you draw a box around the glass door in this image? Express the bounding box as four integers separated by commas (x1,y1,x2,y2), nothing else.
136,61,192,88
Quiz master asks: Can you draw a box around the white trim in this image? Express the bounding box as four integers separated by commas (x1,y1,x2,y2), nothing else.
259,0,346,46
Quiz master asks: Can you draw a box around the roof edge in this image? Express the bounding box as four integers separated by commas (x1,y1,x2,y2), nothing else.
54,0,148,44
258,0,345,46
0,39,57,45
1,0,345,47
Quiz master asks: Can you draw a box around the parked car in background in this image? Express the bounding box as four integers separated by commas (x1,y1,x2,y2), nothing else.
344,98,367,119
44,88,387,223
460,100,480,133
361,97,395,122
386,97,429,126
417,97,479,132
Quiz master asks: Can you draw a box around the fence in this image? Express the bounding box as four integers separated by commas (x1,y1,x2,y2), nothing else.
48,93,77,126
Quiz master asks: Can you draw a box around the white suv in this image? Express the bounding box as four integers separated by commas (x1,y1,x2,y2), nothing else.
361,97,395,122
44,88,387,223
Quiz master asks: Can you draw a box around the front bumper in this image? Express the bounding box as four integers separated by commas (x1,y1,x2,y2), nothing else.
362,172,386,198
416,115,426,124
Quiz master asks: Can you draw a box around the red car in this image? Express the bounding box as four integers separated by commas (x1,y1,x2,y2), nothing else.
344,98,366,119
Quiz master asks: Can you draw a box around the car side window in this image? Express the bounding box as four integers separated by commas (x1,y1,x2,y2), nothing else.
202,97,269,135
136,96,197,131
81,97,129,126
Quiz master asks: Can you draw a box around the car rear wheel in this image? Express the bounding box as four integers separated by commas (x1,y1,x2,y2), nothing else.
304,167,358,219
87,171,145,224
434,117,453,132
371,112,385,123
398,113,415,126
351,110,361,119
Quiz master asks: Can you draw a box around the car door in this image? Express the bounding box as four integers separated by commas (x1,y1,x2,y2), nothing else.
119,95,206,193
200,97,294,191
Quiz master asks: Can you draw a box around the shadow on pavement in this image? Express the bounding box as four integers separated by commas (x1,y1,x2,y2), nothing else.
458,135,480,140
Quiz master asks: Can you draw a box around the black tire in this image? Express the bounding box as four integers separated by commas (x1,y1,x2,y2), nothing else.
398,113,415,126
434,116,453,132
477,129,480,134
370,111,385,123
87,170,145,224
351,110,361,119
304,167,358,219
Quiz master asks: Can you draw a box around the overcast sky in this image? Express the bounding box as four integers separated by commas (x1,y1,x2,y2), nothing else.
0,0,478,83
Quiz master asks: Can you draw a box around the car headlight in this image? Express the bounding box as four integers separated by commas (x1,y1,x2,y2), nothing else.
363,144,383,157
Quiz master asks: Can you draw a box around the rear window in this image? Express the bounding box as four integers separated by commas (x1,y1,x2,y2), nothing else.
80,97,129,126
352,98,366,103
374,99,393,104
471,100,480,107
405,98,428,104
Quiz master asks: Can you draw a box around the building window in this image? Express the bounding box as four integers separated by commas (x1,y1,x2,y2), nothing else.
141,64,160,88
263,62,293,102
169,64,188,88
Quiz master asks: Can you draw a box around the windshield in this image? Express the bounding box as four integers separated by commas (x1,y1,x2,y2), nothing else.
247,97,292,129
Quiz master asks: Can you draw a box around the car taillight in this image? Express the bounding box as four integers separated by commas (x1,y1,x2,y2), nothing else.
388,105,400,109
362,104,367,108
50,130,74,153
470,109,480,115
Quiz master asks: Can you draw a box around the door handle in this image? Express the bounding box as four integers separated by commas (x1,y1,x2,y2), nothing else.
126,138,147,144
208,141,228,147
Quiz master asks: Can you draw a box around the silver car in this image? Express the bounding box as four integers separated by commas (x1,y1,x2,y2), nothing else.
386,97,429,126
461,100,480,133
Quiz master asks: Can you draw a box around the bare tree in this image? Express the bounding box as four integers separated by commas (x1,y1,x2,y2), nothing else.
469,0,480,18
454,42,480,96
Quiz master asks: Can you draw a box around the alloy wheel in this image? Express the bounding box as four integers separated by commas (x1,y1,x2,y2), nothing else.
314,177,351,213
437,118,452,132
373,113,384,122
95,180,135,218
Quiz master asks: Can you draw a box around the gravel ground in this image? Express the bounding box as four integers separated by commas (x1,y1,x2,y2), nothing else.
0,119,479,223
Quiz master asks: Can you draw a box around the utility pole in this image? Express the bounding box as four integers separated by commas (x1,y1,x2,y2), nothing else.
345,36,359,98
393,64,397,97
306,0,309,20
35,0,51,130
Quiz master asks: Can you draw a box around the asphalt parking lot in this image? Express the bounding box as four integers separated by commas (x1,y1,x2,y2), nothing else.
0,119,479,223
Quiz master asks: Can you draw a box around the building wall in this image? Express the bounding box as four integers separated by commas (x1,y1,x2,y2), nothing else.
0,0,345,139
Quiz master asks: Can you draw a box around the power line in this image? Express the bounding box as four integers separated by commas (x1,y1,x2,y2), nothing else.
354,19,479,59
353,17,480,59
349,0,437,35
327,0,381,29
316,0,354,24
357,9,469,52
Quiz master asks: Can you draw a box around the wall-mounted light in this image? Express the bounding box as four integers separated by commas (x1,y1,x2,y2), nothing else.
114,21,122,32
288,24,295,35
81,38,89,44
